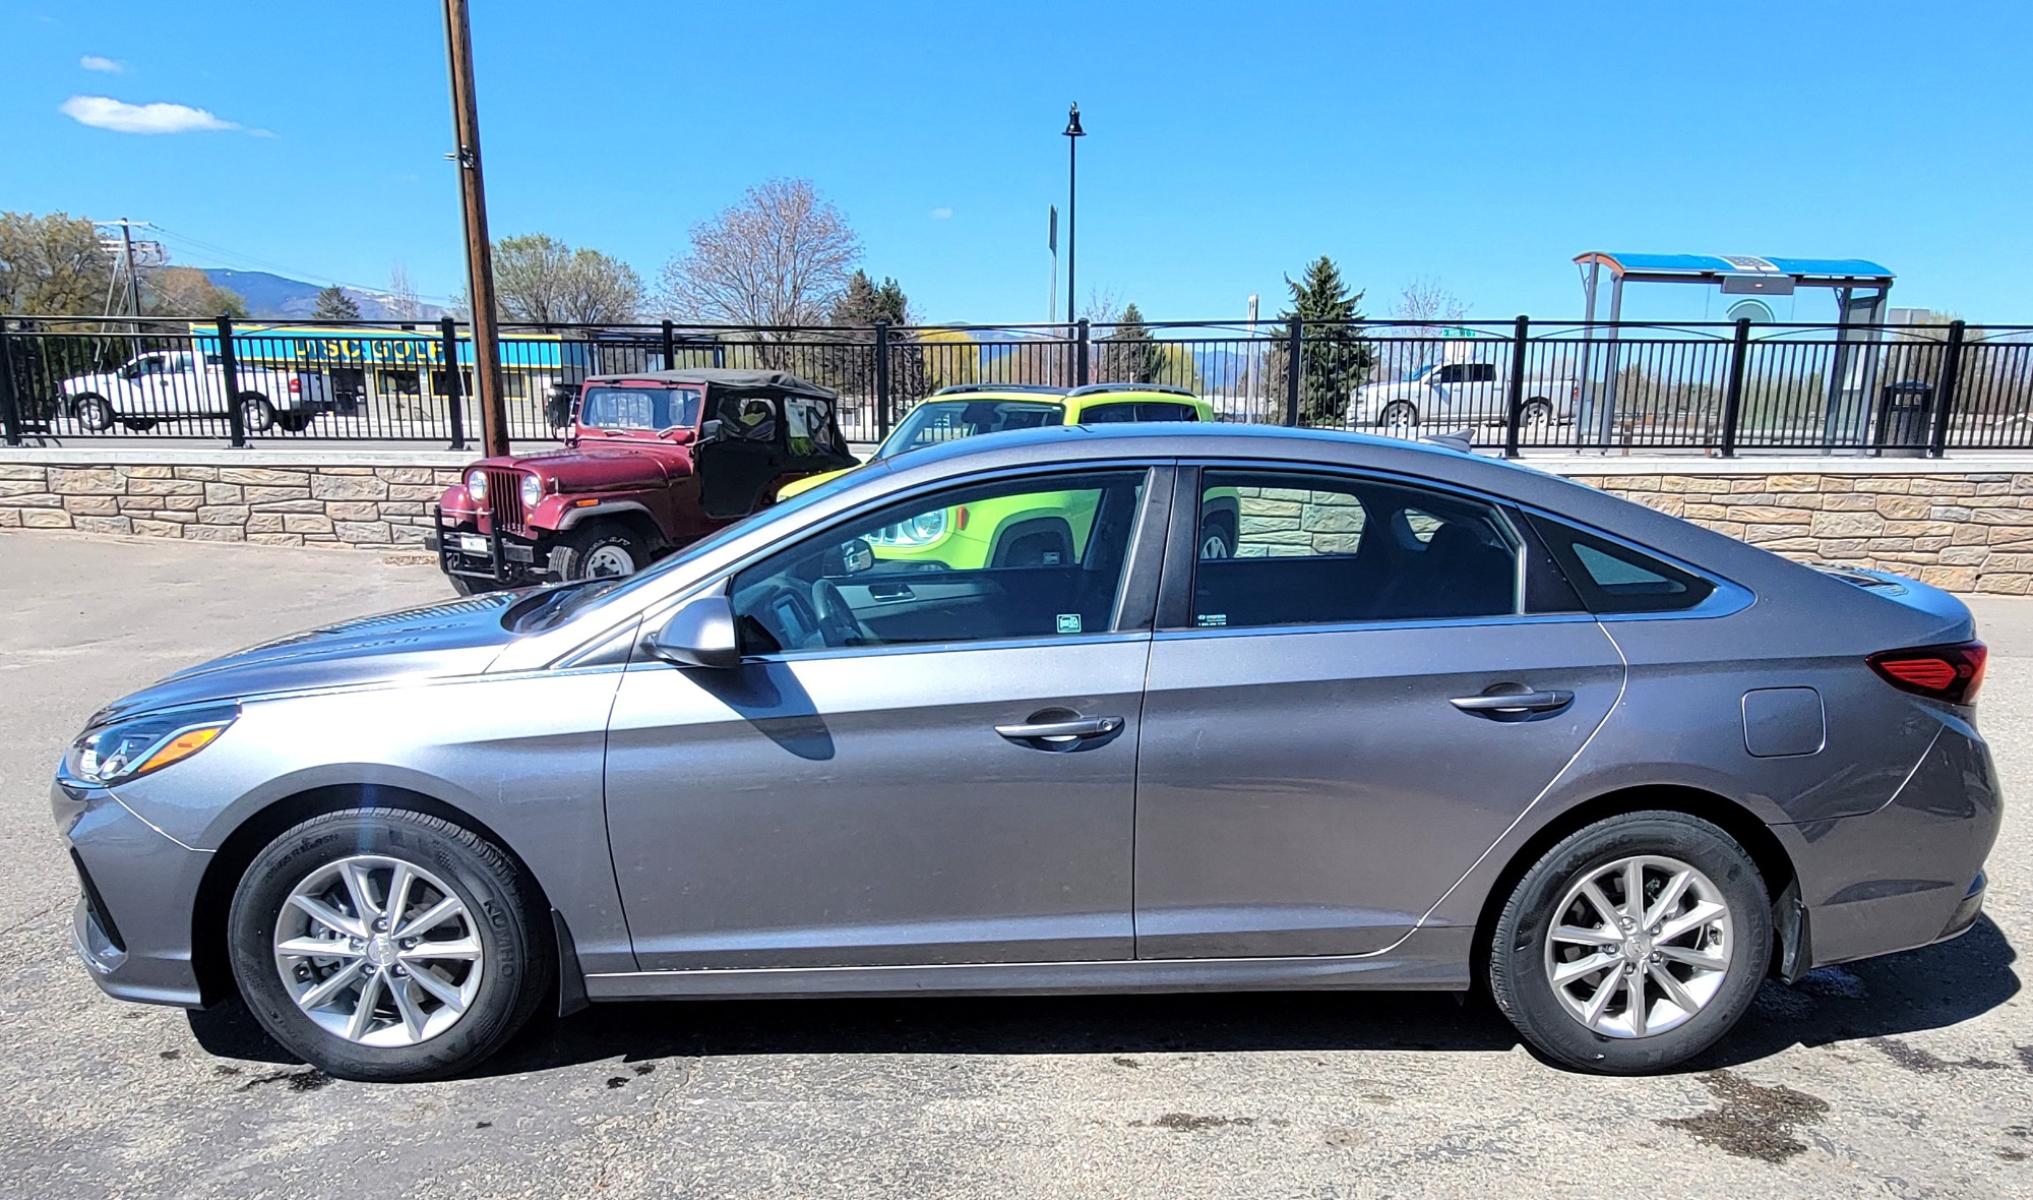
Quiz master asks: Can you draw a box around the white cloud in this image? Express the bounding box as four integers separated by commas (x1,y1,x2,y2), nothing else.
79,55,125,73
929,207,954,220
59,95,239,134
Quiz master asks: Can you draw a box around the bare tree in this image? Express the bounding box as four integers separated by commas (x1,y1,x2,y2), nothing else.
658,179,861,327
491,234,643,326
385,263,421,321
1079,286,1123,326
1392,276,1468,331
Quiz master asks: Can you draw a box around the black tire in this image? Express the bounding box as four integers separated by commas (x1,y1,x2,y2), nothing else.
119,418,159,432
240,393,276,433
275,412,313,433
448,574,503,597
1519,399,1554,427
76,395,114,432
1199,513,1235,559
546,521,650,581
1377,400,1419,430
226,808,551,1083
1487,810,1771,1075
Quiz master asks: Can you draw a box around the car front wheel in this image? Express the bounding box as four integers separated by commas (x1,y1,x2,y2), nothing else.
1487,810,1771,1074
548,521,649,581
240,393,277,433
226,808,550,1082
76,395,114,431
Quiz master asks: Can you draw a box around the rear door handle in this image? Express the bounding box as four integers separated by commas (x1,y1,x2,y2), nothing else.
1450,689,1574,716
995,716,1124,744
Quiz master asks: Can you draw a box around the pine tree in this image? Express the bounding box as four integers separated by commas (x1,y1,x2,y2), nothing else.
1099,301,1164,383
1265,256,1372,425
823,270,923,405
312,285,361,320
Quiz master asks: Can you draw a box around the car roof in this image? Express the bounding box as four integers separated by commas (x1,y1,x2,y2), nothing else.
584,367,837,401
921,382,1209,409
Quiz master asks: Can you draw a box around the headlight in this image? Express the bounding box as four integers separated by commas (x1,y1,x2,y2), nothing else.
521,474,543,507
465,469,488,502
63,704,238,786
868,508,948,547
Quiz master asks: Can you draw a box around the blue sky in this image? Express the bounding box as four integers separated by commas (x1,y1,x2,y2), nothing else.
5,1,2029,325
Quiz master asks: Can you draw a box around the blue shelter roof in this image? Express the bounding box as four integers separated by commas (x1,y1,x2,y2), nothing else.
1573,252,1894,282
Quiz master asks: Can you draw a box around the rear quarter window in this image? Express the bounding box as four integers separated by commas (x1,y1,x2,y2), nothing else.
1526,514,1715,613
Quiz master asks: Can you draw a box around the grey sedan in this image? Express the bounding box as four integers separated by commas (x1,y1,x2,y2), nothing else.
53,425,1998,1079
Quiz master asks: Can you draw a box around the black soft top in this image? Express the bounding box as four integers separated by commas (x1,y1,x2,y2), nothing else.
583,367,837,402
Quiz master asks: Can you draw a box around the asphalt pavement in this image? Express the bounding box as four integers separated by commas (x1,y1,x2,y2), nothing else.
1,530,2027,1199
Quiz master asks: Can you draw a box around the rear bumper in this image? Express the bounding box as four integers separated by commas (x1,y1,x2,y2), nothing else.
53,776,211,1008
1777,719,2001,970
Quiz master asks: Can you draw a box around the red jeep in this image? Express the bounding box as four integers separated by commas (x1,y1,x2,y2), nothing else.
430,368,855,593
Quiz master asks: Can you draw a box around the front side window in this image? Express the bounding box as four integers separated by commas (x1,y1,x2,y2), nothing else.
1191,470,1519,630
880,400,1064,458
731,470,1147,654
579,386,703,432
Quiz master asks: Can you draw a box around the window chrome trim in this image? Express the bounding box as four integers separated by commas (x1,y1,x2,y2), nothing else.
1153,611,1601,644
636,629,1153,670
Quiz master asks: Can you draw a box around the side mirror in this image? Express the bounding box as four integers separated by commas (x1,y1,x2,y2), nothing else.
698,418,723,443
836,537,874,575
644,593,741,668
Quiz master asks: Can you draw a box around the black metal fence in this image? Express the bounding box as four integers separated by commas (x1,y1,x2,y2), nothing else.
4,313,2029,456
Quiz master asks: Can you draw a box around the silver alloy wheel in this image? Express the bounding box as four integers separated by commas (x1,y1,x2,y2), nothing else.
1542,854,1731,1039
1200,530,1231,559
1521,399,1554,426
273,854,484,1047
584,544,636,578
1378,401,1419,432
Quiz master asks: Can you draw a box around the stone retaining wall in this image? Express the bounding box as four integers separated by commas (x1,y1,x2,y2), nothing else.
1569,471,2032,596
0,462,459,551
2,454,2031,594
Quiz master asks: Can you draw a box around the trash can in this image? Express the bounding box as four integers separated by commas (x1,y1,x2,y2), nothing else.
1874,380,1933,457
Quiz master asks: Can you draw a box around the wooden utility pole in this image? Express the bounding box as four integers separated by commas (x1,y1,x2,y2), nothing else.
442,0,507,457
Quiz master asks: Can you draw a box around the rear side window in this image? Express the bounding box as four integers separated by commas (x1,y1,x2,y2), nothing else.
1079,401,1200,424
1526,515,1715,613
1191,471,1520,629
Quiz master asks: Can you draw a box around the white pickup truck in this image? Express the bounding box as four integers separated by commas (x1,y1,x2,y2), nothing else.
1346,360,1579,430
60,350,337,433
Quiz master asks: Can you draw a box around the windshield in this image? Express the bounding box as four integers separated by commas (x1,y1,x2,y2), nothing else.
579,385,702,432
519,464,879,632
878,400,1063,460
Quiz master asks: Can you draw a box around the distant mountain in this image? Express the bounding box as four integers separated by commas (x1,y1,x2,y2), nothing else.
199,268,444,322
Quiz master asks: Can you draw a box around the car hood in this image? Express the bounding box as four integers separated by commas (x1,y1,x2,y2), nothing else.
89,591,525,725
485,443,689,490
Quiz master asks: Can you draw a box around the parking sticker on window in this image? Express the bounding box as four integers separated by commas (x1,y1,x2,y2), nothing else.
1056,613,1082,634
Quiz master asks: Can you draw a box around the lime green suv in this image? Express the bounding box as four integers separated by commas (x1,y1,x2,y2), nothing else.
779,383,1236,569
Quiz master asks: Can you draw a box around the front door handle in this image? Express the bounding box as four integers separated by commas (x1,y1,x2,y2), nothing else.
995,715,1124,744
1450,689,1574,716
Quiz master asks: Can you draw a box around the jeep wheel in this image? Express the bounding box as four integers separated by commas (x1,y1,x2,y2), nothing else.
548,522,650,582
76,395,114,432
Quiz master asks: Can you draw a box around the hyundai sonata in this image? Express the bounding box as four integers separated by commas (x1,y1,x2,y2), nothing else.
54,424,1997,1079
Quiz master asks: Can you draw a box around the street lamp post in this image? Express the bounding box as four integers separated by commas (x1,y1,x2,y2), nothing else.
1063,103,1085,325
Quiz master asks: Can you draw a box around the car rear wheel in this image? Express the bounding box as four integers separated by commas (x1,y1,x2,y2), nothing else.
240,393,276,433
226,808,549,1082
1519,398,1555,427
1487,811,1770,1074
549,522,650,582
1377,400,1419,432
76,395,114,431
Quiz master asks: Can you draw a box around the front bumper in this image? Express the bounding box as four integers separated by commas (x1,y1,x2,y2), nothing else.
428,506,548,587
53,775,213,1008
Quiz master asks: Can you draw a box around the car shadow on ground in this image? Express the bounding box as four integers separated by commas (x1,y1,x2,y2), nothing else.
187,917,2017,1078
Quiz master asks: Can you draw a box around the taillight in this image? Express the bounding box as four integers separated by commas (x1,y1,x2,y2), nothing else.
288,377,302,394
1868,641,1987,704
